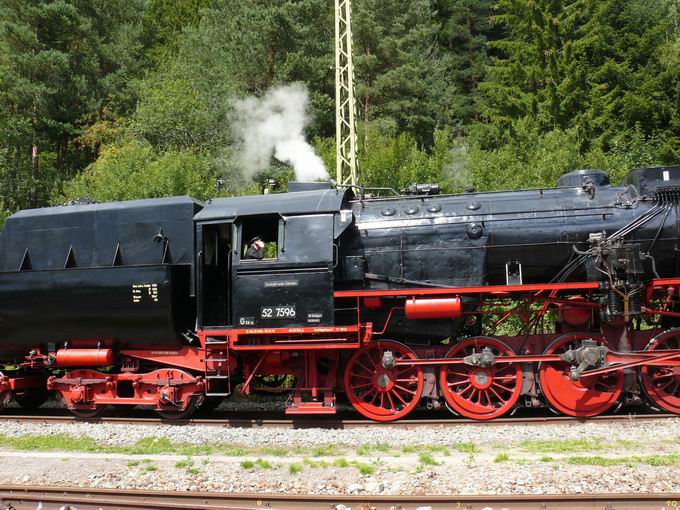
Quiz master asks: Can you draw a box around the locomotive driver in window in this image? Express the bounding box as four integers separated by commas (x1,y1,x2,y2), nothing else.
245,236,265,260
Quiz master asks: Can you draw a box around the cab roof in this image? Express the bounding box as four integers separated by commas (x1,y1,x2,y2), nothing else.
194,188,353,221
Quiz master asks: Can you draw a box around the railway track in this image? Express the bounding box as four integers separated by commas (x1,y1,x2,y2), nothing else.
0,408,675,428
0,486,677,509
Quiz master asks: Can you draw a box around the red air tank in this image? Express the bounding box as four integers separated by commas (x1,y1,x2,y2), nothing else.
405,297,462,320
54,348,114,367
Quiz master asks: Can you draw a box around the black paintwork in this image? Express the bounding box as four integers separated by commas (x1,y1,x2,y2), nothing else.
0,197,200,354
193,188,351,221
0,167,678,357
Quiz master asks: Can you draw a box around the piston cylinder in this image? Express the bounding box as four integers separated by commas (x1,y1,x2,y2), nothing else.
54,348,114,367
405,298,462,320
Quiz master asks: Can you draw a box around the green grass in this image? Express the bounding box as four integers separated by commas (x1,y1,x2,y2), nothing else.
453,442,479,454
0,433,338,459
539,456,554,462
241,458,273,470
125,437,175,454
567,455,680,467
175,457,200,474
333,458,350,468
401,444,451,455
0,433,101,452
254,458,273,469
259,447,291,457
302,457,372,474
518,438,635,454
356,443,391,455
312,444,340,457
353,462,375,475
494,453,510,463
288,463,303,474
418,452,440,466
127,460,139,467
303,458,329,468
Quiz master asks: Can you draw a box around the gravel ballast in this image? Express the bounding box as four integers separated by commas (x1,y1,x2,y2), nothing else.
0,417,678,495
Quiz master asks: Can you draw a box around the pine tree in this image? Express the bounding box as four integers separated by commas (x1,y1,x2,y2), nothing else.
0,0,149,210
430,0,495,133
353,0,440,146
474,0,679,162
574,0,679,154
476,0,585,148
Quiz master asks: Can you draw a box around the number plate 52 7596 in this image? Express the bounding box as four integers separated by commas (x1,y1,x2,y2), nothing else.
261,306,296,319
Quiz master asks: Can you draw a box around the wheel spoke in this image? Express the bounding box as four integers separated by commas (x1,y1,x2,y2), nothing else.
445,377,471,386
386,391,396,411
660,379,675,392
345,341,423,421
391,389,408,406
439,337,521,420
456,383,473,396
367,350,381,368
351,382,373,390
354,361,374,375
351,372,373,380
446,370,472,378
488,385,505,403
361,387,377,400
492,374,517,382
394,384,417,395
491,382,513,393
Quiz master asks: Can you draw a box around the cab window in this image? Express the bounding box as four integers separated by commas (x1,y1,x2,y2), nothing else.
240,214,279,261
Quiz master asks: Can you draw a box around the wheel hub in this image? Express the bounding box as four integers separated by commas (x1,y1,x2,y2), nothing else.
439,337,523,420
344,340,424,422
471,369,492,390
539,334,623,418
374,370,394,392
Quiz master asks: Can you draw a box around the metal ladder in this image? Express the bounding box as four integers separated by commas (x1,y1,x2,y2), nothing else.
204,336,231,397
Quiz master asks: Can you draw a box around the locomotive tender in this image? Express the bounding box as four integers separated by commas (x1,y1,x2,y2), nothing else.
0,166,679,420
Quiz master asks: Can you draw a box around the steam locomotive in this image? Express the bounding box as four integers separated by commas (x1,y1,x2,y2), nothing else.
0,166,679,421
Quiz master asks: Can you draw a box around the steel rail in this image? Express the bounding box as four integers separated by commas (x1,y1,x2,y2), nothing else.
0,485,678,510
0,411,675,428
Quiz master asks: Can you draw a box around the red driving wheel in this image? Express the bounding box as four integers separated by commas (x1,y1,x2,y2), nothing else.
539,333,623,417
344,340,423,422
640,330,680,414
439,337,522,420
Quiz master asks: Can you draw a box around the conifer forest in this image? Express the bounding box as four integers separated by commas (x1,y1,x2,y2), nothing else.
0,0,678,227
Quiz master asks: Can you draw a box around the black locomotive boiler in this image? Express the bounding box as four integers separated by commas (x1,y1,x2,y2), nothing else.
0,166,678,421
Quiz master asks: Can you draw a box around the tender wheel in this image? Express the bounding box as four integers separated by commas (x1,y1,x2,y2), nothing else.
69,406,107,419
344,340,424,422
156,397,198,420
539,333,623,417
439,337,522,420
13,389,50,410
640,330,680,414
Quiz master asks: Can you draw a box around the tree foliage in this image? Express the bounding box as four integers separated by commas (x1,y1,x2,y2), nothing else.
0,0,150,211
0,0,677,224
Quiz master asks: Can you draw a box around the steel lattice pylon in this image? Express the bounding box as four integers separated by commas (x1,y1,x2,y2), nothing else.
335,0,359,187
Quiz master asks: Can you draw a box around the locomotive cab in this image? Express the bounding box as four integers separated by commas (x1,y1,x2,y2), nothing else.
194,187,354,329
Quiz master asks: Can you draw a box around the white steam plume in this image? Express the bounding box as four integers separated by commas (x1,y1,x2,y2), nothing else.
232,84,329,182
